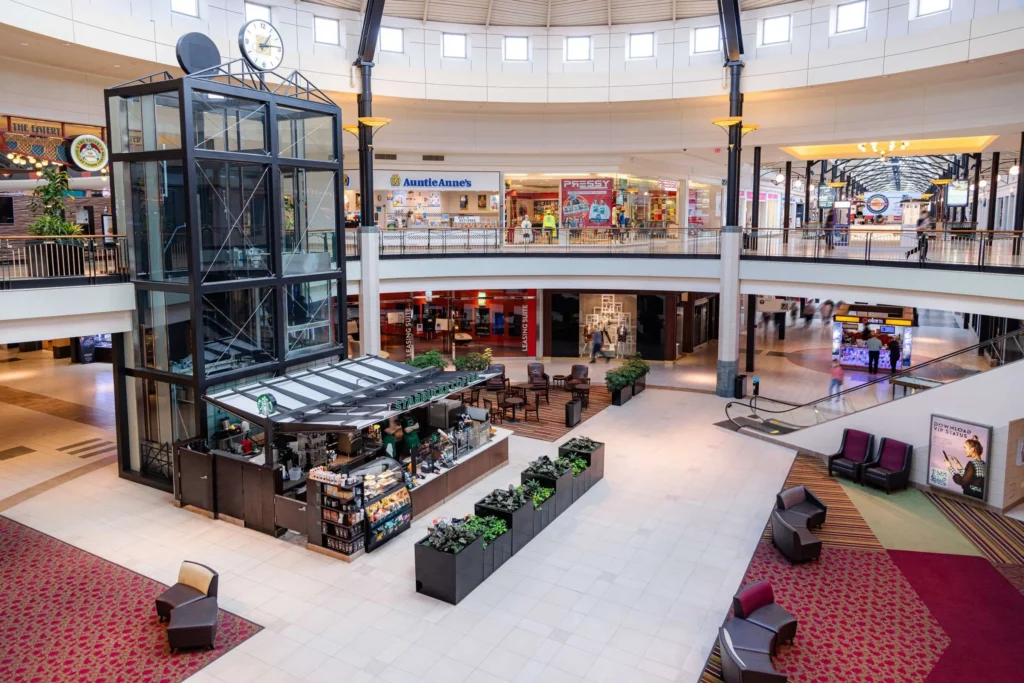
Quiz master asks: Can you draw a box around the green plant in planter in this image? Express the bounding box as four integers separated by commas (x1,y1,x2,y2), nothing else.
452,350,492,372
570,457,589,476
623,352,651,377
604,367,631,393
524,455,571,479
407,349,447,370
424,520,480,553
532,487,554,509
480,484,530,512
28,167,80,237
564,436,600,452
465,515,509,548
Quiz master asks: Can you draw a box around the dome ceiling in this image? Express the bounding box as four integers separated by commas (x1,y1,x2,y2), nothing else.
307,0,791,27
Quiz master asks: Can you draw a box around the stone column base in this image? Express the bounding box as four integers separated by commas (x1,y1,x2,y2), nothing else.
716,359,738,398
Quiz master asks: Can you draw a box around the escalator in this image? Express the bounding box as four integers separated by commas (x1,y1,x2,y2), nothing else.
725,328,1024,435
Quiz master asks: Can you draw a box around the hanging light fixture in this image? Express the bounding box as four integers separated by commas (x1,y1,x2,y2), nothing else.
979,179,989,188
1011,165,1020,176
775,172,785,183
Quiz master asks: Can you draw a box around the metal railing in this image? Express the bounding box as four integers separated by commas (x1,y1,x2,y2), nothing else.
0,235,129,287
344,227,359,259
378,226,722,257
743,226,1024,270
724,327,1024,433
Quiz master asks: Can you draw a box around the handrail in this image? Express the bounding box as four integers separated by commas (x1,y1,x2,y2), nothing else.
725,326,1024,431
0,235,127,240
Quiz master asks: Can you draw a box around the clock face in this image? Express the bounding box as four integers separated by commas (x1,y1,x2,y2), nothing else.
239,20,283,71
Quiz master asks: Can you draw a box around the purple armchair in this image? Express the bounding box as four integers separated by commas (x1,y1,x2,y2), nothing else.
732,580,798,649
827,428,875,483
862,438,913,493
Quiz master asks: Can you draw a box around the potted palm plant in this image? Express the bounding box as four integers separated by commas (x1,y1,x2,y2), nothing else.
28,167,83,277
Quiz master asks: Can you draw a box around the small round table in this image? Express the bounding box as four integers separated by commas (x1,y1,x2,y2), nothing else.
552,374,569,389
570,383,591,409
502,396,525,422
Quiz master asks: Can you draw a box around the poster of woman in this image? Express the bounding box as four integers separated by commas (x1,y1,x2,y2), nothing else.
927,415,992,501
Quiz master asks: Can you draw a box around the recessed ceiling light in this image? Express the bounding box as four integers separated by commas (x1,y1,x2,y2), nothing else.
113,64,120,68
21,42,28,46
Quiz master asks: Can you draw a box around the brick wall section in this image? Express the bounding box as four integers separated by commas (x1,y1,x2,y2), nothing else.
0,195,112,237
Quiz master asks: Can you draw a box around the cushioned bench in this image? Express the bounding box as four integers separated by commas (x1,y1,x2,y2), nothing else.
155,561,219,622
167,596,219,652
770,509,822,564
719,625,788,683
732,580,798,649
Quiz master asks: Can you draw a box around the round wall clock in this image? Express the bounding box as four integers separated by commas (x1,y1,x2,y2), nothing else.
238,20,284,72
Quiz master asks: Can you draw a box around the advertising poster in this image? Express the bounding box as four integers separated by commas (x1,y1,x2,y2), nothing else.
946,180,969,207
928,414,992,501
560,178,614,228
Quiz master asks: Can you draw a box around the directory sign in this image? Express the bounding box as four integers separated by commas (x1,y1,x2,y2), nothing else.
946,180,969,207
817,186,835,209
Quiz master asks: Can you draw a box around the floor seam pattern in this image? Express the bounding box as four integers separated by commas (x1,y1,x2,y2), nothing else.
0,455,119,513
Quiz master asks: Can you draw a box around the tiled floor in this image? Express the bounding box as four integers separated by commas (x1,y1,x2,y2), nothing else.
3,387,796,683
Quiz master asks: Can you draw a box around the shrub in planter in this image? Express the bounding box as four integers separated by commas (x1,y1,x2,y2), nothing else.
415,520,484,604
466,515,511,578
558,437,605,482
521,455,573,517
531,483,555,534
624,353,650,394
407,349,447,370
475,484,534,554
452,348,493,372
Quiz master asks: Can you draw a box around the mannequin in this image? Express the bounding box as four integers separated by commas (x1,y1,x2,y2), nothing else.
616,324,628,357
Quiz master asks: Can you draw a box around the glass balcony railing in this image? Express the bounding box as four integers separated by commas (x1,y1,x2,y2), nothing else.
724,327,1024,434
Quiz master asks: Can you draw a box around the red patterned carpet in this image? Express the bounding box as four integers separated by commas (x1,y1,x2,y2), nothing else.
0,515,260,683
737,541,948,683
889,550,1024,683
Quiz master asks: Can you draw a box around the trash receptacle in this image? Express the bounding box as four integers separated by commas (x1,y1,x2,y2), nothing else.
734,374,747,400
565,398,582,428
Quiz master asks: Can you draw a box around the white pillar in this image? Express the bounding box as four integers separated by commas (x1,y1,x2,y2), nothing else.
716,226,741,397
358,226,381,356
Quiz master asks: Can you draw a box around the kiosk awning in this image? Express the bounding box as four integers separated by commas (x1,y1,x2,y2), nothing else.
203,355,496,432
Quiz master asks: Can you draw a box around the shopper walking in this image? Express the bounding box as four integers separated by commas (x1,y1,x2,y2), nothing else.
887,336,902,374
865,332,883,374
906,210,930,261
590,326,611,363
824,209,836,250
828,359,844,397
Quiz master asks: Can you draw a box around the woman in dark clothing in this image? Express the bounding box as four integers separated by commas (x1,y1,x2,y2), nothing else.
947,436,986,500
824,210,835,250
887,337,901,373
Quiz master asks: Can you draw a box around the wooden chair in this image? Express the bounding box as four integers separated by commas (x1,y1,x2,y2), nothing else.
483,397,503,424
460,387,480,406
523,393,541,422
565,364,590,391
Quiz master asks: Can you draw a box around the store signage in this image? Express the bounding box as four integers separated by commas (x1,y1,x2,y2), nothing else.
658,178,679,190
927,415,991,501
865,194,889,214
404,308,414,360
521,301,529,353
834,314,911,326
389,374,480,412
68,134,109,172
64,123,104,139
818,186,835,208
560,178,614,228
256,394,278,417
373,170,500,193
9,116,63,137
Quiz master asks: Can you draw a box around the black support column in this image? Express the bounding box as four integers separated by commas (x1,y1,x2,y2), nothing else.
783,161,792,243
1014,133,1024,256
745,294,756,372
971,152,981,224
804,160,813,228
751,146,761,249
986,152,1000,236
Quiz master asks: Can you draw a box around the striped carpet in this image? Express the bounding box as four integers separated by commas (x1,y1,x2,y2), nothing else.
761,453,883,551
478,384,613,442
924,492,1024,564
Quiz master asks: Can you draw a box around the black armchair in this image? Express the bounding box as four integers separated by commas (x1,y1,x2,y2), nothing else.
485,364,509,392
776,486,827,530
770,510,821,564
719,626,787,683
862,437,913,494
827,428,875,483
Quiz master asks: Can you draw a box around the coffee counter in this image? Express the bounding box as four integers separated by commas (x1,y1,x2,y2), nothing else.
411,427,512,519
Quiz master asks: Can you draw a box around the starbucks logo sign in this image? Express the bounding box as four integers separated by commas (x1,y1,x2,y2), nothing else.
256,393,278,417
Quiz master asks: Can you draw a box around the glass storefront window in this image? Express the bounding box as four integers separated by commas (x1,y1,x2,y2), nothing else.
278,106,336,161
286,279,338,357
119,160,189,282
192,90,268,154
108,92,181,154
137,290,193,374
281,168,337,274
196,160,272,282
135,378,197,446
202,287,276,375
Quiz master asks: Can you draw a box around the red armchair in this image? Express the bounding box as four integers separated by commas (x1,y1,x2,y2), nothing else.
732,580,798,648
827,428,875,483
862,437,913,493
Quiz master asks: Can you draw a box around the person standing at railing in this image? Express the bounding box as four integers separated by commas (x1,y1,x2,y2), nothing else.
824,210,836,250
906,210,930,261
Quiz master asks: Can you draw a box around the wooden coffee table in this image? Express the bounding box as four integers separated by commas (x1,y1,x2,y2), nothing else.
501,396,525,422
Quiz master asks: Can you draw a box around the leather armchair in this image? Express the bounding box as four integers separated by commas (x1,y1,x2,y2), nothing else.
770,510,821,564
485,364,509,391
719,626,788,683
155,561,219,622
732,580,798,648
775,486,827,530
827,428,875,483
862,438,913,494
565,364,590,390
526,362,550,405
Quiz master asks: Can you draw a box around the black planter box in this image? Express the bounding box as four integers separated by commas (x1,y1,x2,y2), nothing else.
632,375,646,395
611,384,632,406
559,442,605,483
415,534,484,605
532,501,553,534
475,499,534,555
571,465,592,503
482,531,513,579
522,468,573,517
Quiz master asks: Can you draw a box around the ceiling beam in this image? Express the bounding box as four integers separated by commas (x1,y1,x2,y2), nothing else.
423,0,430,22
608,0,612,27
485,0,494,26
672,0,677,22
547,0,552,28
